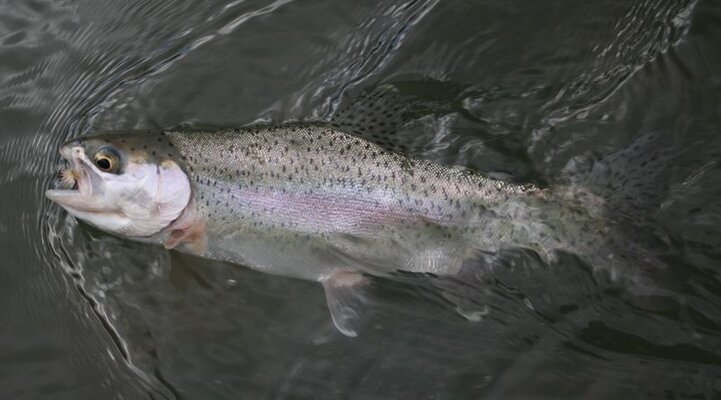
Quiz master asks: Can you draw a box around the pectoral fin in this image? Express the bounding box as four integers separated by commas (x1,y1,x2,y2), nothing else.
321,270,369,337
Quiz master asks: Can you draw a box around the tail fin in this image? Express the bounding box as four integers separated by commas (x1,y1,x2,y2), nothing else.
557,134,683,293
559,133,674,226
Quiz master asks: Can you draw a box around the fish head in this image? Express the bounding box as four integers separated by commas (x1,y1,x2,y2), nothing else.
45,133,192,238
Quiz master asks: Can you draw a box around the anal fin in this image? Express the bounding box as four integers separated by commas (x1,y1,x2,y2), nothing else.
321,270,369,337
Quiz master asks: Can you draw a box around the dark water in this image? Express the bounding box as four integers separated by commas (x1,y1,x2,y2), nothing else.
2,0,721,398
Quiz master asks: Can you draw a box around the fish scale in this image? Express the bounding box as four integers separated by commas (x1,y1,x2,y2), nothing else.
164,123,585,280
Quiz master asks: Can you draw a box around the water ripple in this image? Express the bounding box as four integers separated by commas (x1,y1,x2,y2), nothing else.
1,0,719,398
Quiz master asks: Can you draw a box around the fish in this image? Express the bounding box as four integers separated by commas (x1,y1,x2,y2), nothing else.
45,123,653,336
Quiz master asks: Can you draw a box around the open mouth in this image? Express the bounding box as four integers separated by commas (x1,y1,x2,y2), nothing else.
46,146,100,210
50,149,86,194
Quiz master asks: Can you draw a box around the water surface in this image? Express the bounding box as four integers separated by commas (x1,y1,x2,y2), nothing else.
1,0,720,398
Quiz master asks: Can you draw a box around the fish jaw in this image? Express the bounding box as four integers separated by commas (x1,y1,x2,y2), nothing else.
46,145,109,212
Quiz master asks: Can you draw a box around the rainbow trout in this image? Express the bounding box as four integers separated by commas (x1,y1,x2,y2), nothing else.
47,123,611,336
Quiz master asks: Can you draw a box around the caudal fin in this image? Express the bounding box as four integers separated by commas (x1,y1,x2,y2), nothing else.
560,133,674,226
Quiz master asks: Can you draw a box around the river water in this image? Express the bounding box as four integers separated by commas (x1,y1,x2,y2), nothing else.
1,0,720,398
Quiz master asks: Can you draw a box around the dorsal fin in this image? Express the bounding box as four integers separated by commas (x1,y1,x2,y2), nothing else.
330,84,419,154
328,82,540,182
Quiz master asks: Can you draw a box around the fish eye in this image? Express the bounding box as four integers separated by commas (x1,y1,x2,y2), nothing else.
94,147,121,173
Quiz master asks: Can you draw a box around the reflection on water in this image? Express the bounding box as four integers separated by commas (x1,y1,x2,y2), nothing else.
1,0,720,398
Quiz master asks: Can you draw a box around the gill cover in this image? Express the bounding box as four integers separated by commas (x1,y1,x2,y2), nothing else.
45,134,192,238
